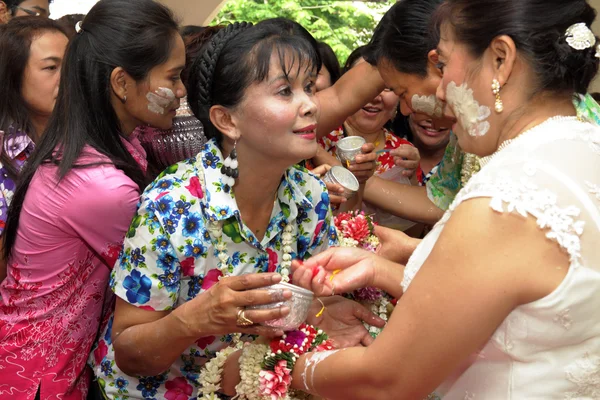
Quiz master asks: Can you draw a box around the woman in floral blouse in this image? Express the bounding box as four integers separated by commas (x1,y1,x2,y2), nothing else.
0,0,188,398
92,19,385,399
0,17,68,280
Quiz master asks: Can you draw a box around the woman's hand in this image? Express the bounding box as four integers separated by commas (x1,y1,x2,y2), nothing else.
348,143,378,183
374,225,421,265
390,144,420,178
291,247,378,297
307,296,385,347
174,273,292,338
313,164,347,207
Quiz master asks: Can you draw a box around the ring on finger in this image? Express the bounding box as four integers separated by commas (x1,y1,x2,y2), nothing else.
236,308,254,327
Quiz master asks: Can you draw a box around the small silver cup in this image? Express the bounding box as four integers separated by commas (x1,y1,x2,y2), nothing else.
336,136,366,166
322,166,360,199
247,282,314,331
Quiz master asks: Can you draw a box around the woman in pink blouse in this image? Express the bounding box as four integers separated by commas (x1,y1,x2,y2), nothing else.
0,0,187,398
0,17,68,280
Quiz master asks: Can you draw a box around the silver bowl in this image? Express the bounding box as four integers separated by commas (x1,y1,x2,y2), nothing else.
140,115,207,170
322,166,360,199
336,136,366,166
247,282,314,331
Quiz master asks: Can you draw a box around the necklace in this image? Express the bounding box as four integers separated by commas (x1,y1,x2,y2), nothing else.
480,115,581,167
209,219,293,281
198,158,294,281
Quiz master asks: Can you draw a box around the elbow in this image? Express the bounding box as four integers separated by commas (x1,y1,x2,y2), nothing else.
113,343,168,377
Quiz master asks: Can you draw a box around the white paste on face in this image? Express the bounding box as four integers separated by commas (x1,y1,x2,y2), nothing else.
146,87,176,115
411,94,444,118
445,81,491,137
301,350,339,392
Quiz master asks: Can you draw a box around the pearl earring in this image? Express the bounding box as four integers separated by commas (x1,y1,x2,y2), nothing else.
492,79,503,113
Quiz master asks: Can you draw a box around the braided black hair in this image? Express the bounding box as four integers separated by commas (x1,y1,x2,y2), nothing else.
186,18,321,143
189,22,251,111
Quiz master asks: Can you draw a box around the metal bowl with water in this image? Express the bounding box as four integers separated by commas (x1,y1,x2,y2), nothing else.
247,282,314,331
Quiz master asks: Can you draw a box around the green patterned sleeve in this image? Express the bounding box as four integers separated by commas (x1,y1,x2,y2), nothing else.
425,132,464,211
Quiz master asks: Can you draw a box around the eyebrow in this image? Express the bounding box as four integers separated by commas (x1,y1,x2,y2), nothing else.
268,74,290,85
41,56,61,62
168,65,186,73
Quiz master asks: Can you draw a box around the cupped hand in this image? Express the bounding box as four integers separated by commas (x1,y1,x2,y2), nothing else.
374,225,420,265
390,144,420,178
291,247,378,297
313,164,347,207
177,273,292,338
306,296,385,347
348,143,377,183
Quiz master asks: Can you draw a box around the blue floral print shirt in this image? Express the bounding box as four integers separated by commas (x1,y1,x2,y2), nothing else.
90,138,337,399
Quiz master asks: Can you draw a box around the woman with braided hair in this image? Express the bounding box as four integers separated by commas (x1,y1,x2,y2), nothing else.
91,18,386,399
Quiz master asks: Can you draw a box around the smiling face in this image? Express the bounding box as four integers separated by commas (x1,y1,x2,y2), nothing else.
21,30,68,121
346,58,399,134
229,52,320,166
409,113,450,151
377,56,455,131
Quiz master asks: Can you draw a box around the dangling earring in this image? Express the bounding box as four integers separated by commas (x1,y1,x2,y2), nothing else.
221,141,238,193
492,79,503,113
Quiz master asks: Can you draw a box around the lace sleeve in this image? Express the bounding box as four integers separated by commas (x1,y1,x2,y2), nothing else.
452,133,600,268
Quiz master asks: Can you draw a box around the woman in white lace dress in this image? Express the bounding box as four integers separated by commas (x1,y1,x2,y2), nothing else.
276,0,600,398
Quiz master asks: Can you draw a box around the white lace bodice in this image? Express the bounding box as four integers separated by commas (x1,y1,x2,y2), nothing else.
403,118,600,399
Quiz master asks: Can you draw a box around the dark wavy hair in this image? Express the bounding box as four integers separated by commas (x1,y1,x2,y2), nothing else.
187,18,321,143
4,0,180,259
0,16,67,179
434,0,599,95
365,0,444,77
317,41,341,85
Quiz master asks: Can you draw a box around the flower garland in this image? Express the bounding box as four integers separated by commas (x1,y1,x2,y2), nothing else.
235,323,335,400
198,169,331,399
198,324,335,400
333,211,394,338
198,338,243,400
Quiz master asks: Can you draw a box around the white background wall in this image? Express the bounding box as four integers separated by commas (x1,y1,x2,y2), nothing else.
50,0,228,25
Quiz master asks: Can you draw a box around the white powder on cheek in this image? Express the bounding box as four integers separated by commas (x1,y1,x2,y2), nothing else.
411,94,443,118
146,87,176,115
445,81,491,137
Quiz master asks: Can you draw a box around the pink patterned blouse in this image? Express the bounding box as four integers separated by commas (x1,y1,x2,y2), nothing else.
0,142,144,400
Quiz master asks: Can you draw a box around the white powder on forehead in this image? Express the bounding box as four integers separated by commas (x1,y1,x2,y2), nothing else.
411,94,444,118
445,81,491,137
146,87,176,115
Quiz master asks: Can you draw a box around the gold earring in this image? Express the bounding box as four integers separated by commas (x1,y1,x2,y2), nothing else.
492,79,503,113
